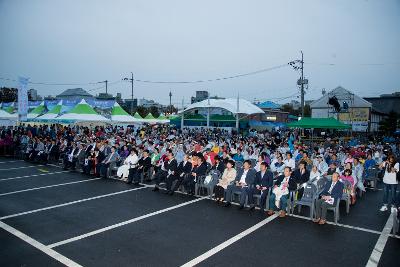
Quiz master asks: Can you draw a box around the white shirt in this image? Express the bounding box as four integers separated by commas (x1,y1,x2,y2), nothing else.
284,158,295,169
125,154,139,167
383,162,399,185
328,182,336,194
239,169,249,184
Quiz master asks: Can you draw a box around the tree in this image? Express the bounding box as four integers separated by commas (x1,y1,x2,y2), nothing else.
0,87,18,102
136,106,148,118
149,106,160,117
379,111,398,133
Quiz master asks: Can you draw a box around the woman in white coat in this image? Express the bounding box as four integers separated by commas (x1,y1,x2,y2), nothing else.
117,149,139,181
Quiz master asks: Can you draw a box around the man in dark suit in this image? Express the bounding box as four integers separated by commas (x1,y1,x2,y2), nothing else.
164,153,180,195
153,149,173,191
63,144,78,170
267,166,297,217
183,155,208,195
99,146,119,179
292,161,310,199
314,172,344,225
137,150,152,182
249,162,274,211
224,160,256,209
168,154,192,194
48,139,59,162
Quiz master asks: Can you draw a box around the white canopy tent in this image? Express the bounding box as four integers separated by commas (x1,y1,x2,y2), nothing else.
56,99,109,122
110,102,142,123
180,97,264,129
0,109,18,126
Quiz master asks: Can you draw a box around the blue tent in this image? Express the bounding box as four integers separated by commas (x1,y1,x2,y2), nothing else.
256,101,281,109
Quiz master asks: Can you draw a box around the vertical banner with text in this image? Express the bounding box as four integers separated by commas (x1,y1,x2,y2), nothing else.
18,77,29,121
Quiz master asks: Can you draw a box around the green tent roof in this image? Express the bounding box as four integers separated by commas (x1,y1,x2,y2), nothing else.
111,102,130,116
4,103,15,113
157,114,166,120
144,113,156,119
287,117,351,129
29,101,46,114
47,100,64,114
133,112,143,119
67,99,98,114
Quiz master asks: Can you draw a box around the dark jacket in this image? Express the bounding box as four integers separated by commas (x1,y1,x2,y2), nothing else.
255,170,274,188
320,180,344,205
193,162,207,177
213,162,225,174
138,156,152,171
178,161,192,176
292,168,310,184
234,168,256,186
167,158,178,178
275,174,297,191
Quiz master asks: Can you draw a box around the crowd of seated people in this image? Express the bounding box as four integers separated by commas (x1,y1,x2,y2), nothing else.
1,123,400,224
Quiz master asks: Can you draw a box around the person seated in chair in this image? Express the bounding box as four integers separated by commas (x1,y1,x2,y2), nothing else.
169,154,192,194
224,160,256,209
267,166,297,218
138,149,152,182
63,143,78,170
48,139,59,162
313,172,344,225
325,162,339,176
184,155,207,195
99,146,119,178
32,138,45,163
249,162,273,211
292,161,310,199
214,160,237,203
73,143,86,170
212,156,225,174
164,152,179,195
153,149,172,191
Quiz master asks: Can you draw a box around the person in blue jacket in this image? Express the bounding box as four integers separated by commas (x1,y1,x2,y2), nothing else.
313,172,344,225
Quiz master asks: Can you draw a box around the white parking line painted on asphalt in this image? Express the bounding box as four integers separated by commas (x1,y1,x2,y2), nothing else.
0,186,148,220
48,197,206,248
0,178,101,197
180,213,279,267
0,221,83,267
0,171,69,182
290,214,382,235
0,160,24,164
366,215,394,267
0,165,44,171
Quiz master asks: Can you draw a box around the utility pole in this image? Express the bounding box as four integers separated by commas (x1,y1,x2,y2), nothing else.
130,72,134,115
300,51,304,118
104,80,108,95
169,91,172,114
123,73,134,115
289,51,307,118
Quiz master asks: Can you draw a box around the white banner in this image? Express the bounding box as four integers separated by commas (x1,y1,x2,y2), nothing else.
18,77,29,121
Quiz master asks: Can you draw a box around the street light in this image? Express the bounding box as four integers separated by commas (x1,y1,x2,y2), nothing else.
169,91,172,115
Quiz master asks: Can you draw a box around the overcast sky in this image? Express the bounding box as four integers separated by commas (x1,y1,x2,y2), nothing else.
0,0,399,105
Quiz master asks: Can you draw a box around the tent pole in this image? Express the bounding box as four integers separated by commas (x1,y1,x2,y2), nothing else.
207,108,210,128
181,112,184,129
236,114,239,129
236,93,239,130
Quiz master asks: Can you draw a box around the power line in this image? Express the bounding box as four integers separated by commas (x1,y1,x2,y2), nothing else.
305,62,400,66
0,77,17,82
132,64,289,84
87,80,121,92
29,81,104,86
